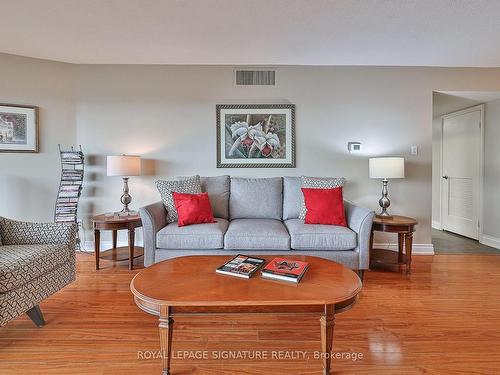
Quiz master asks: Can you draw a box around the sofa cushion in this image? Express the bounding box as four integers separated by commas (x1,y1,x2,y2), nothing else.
299,176,346,219
301,187,346,226
230,177,283,220
0,244,72,292
283,176,302,220
224,219,290,250
172,192,216,227
201,176,230,219
157,219,229,249
156,175,202,223
285,219,356,251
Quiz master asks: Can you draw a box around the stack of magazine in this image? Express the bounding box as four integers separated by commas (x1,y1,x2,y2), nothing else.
216,255,309,284
261,257,309,284
215,255,266,279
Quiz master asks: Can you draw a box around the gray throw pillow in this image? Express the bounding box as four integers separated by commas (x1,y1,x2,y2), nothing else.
155,175,202,223
299,176,346,220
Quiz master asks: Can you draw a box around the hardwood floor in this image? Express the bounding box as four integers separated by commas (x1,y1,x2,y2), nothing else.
1,253,500,374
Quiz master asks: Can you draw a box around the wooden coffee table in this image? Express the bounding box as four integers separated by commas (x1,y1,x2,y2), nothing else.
130,255,362,375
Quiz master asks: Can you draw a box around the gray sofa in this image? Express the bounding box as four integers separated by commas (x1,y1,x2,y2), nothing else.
140,176,374,275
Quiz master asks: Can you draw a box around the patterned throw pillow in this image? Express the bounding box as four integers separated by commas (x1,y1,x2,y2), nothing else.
155,175,202,223
298,176,346,220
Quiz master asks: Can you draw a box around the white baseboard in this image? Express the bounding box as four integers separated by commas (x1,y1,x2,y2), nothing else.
480,235,500,250
432,221,442,230
84,241,435,255
373,243,435,255
82,240,143,251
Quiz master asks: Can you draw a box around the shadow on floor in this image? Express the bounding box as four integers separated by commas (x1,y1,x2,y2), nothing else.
432,229,500,254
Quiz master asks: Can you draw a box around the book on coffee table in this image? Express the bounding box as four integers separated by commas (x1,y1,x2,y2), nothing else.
216,254,266,279
261,257,309,284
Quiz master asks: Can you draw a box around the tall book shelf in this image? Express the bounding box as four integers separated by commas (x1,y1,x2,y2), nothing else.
55,146,84,246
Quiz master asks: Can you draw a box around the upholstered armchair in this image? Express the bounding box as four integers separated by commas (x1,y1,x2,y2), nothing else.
0,217,76,327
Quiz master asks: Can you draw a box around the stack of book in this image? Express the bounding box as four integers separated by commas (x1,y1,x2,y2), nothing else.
55,199,79,223
58,184,82,198
61,169,84,181
215,255,266,279
61,151,84,165
261,258,309,284
215,255,310,284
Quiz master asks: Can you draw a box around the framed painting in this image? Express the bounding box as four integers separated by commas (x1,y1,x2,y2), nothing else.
217,104,295,168
0,104,39,153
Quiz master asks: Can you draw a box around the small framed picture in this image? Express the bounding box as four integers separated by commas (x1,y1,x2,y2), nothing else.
217,104,295,168
0,104,39,153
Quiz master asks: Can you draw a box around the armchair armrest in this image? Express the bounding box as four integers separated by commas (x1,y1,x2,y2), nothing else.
139,202,167,267
344,201,375,270
0,217,77,247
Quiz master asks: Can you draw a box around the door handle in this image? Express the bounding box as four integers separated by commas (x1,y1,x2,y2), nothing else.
442,175,449,179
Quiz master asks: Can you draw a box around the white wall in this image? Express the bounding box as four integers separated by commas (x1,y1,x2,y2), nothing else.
484,99,500,240
0,53,75,222
3,53,500,248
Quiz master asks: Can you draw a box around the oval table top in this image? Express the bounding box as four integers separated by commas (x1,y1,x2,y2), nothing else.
130,255,362,307
92,213,141,224
373,215,418,226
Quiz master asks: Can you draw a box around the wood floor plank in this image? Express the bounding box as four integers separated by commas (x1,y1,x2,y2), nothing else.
1,253,500,374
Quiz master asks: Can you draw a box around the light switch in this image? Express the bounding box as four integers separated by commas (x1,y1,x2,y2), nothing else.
411,145,418,155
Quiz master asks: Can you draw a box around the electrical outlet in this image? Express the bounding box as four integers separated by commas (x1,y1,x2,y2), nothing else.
410,145,418,155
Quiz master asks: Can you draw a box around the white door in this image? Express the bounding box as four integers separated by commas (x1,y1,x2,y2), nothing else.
441,106,482,239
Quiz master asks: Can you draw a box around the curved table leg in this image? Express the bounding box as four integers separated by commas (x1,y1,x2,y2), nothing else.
159,306,174,375
94,229,100,270
128,228,135,270
320,304,335,375
405,232,413,275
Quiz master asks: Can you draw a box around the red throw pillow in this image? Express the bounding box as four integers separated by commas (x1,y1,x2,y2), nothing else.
301,187,347,226
172,192,216,227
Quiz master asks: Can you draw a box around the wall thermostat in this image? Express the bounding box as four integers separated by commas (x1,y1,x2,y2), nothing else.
347,142,362,153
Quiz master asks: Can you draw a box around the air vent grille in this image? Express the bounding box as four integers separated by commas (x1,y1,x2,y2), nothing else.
235,70,276,86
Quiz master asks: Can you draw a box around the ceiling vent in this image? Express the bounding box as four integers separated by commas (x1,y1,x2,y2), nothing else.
235,69,276,86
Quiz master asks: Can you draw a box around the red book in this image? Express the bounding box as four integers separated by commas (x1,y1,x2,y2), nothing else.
261,258,309,284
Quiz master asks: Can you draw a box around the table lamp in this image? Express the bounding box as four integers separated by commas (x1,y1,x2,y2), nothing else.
107,155,141,215
369,157,405,218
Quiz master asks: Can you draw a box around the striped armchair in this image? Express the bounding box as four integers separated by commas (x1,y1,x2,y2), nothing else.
0,217,76,327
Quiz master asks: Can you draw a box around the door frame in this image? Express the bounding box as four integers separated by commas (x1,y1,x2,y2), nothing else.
439,104,484,240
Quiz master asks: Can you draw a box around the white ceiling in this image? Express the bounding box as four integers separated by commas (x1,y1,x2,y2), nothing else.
1,0,500,66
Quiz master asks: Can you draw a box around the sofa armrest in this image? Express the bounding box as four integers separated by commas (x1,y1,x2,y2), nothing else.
139,202,167,267
0,217,77,247
344,201,375,270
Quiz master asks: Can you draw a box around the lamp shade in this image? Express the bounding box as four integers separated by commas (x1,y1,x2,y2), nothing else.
107,155,141,177
369,157,405,179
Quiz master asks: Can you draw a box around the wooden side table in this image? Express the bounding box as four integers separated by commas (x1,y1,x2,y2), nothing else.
370,215,418,275
92,214,144,270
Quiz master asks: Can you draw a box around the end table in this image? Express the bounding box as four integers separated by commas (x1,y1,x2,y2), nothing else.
92,213,144,270
370,215,418,275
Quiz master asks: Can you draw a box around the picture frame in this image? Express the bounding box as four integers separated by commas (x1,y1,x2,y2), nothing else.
216,104,295,168
0,103,39,153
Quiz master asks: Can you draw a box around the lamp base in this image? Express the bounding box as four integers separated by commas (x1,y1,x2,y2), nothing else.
377,179,392,219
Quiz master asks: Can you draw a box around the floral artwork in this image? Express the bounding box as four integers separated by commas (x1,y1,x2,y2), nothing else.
217,104,295,168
